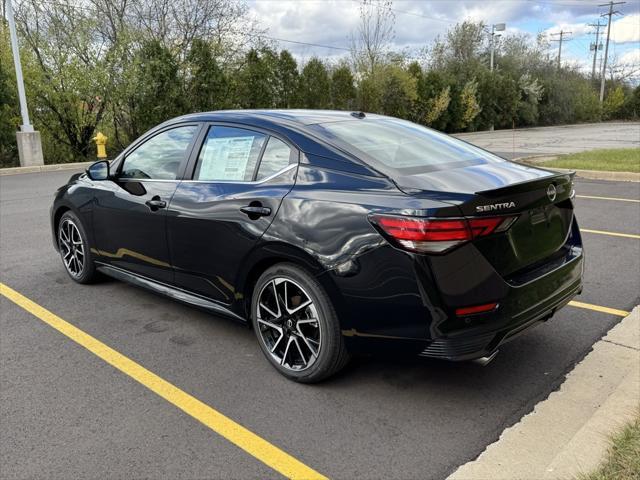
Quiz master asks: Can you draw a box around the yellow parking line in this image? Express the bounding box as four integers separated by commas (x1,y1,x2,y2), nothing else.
576,195,640,203
568,300,629,317
581,229,640,239
0,283,327,480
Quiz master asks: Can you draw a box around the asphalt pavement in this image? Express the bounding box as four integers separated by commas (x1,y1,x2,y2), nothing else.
454,121,640,159
1,151,639,478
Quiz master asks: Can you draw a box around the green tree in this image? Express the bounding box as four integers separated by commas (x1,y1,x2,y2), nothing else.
380,65,417,119
186,38,228,112
621,85,640,119
413,69,451,129
516,74,544,126
127,40,183,137
475,71,519,130
407,61,422,80
603,86,625,120
16,4,113,160
275,50,299,108
235,48,278,108
0,24,19,167
459,80,481,129
573,82,601,122
298,58,331,109
538,71,582,125
431,21,486,70
330,63,356,110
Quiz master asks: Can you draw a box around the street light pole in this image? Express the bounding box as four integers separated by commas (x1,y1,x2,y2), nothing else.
489,23,506,72
490,25,495,72
5,0,44,166
6,0,32,132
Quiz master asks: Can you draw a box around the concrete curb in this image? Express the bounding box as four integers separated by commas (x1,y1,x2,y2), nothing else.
447,306,639,480
0,162,92,176
514,156,640,182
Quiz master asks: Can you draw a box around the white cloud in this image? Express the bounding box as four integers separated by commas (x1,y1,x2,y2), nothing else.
620,48,640,64
541,22,591,40
245,0,640,65
611,13,640,44
246,0,357,62
562,55,591,74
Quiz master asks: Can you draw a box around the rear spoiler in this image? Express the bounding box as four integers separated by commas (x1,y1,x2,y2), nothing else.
475,171,574,198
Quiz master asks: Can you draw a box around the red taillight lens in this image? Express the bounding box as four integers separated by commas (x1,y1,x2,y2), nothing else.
467,217,503,237
371,214,517,253
455,302,498,316
375,217,470,241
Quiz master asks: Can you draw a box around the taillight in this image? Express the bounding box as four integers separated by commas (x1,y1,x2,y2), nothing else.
370,214,517,253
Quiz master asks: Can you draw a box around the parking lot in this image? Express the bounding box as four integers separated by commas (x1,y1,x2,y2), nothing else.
1,153,639,478
455,122,640,159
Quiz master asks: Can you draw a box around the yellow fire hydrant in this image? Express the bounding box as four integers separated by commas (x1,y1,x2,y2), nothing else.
93,132,108,159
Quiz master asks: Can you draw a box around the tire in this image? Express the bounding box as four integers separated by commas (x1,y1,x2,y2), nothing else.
57,210,98,284
251,263,349,383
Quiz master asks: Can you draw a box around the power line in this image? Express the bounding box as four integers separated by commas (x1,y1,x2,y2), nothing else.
243,33,350,52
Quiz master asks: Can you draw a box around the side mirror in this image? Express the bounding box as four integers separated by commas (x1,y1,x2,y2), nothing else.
87,160,110,181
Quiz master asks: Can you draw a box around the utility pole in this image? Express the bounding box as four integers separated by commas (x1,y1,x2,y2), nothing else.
550,30,572,69
5,0,44,166
599,1,625,102
589,21,606,79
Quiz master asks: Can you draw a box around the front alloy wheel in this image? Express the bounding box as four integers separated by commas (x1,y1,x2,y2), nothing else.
59,218,85,278
57,211,97,284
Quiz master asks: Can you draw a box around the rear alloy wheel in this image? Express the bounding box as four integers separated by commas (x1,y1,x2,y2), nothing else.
58,211,97,284
252,264,349,383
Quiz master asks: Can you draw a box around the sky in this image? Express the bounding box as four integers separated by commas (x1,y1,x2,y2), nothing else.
246,0,640,78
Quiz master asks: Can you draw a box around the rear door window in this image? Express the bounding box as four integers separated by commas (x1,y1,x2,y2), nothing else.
194,126,267,181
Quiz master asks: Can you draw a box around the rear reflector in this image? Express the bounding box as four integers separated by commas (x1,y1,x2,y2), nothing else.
455,302,498,316
370,214,517,253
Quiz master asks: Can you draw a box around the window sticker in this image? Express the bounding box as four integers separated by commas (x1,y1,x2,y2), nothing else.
199,136,255,181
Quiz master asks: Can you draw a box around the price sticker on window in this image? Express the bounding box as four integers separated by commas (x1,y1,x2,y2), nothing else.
199,136,255,181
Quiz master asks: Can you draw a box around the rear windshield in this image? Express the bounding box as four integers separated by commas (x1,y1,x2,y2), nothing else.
308,117,505,174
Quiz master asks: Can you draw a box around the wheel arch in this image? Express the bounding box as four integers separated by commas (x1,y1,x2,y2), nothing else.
236,242,344,325
52,205,72,250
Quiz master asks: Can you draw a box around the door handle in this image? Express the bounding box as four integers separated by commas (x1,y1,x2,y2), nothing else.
240,205,271,217
145,197,167,210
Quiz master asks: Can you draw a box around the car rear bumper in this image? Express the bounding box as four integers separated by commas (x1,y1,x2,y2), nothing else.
334,226,584,359
418,275,582,361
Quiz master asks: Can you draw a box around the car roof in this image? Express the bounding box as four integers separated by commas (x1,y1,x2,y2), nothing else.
168,109,381,127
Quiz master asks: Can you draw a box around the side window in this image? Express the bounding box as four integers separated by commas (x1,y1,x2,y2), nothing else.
121,126,198,180
194,126,266,181
256,137,293,181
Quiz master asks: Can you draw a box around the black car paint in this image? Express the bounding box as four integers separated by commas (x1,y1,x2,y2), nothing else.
51,110,584,360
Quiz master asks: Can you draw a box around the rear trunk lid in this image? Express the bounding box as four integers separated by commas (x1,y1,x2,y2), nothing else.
394,162,576,277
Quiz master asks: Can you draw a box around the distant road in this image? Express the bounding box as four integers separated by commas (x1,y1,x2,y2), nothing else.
454,122,640,160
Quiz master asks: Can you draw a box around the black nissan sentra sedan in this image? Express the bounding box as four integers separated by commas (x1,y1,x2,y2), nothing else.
51,110,584,382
